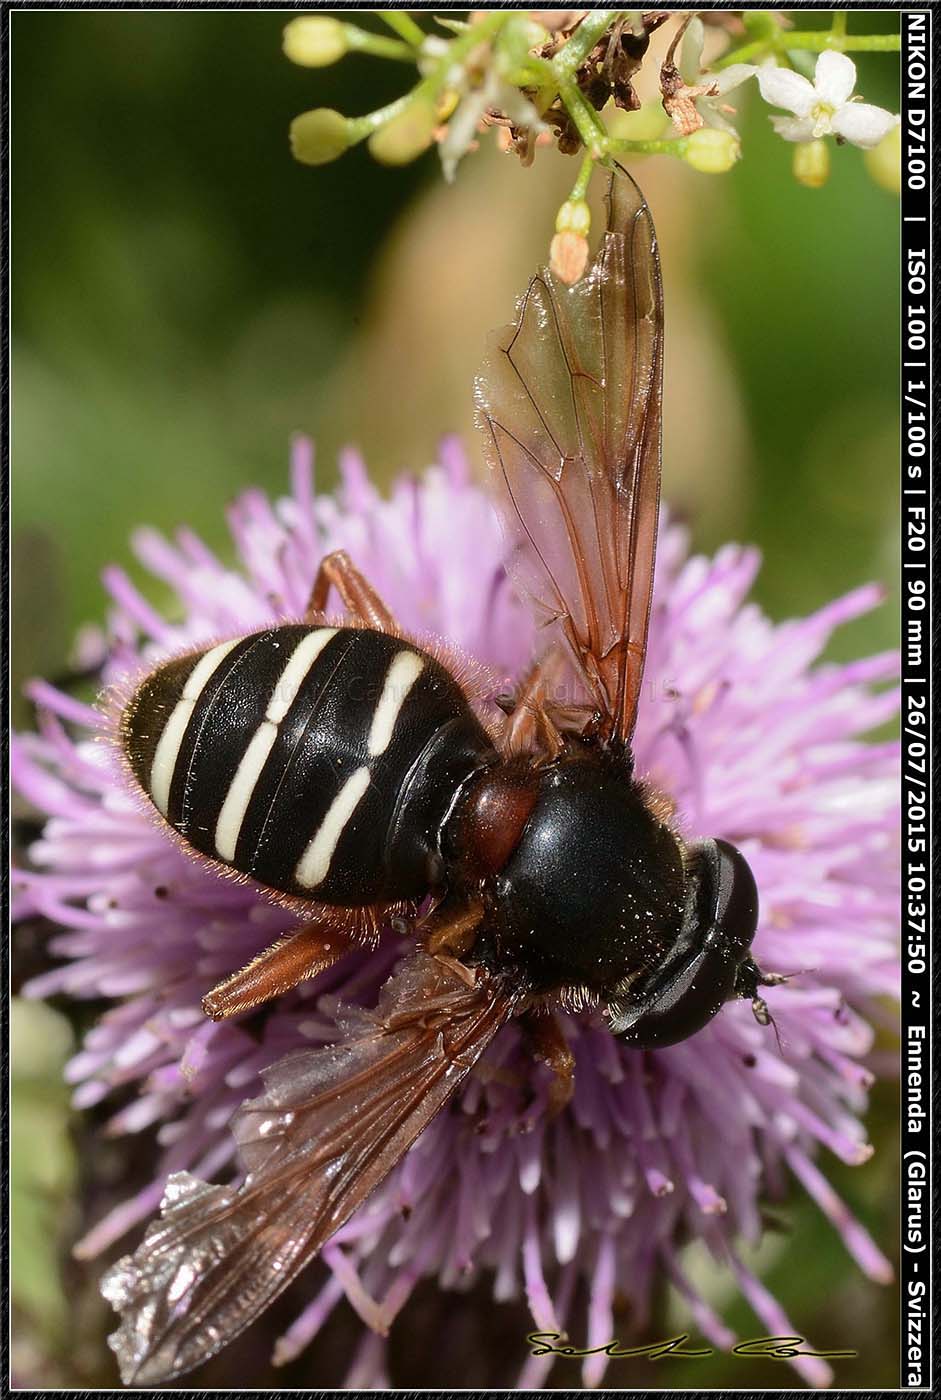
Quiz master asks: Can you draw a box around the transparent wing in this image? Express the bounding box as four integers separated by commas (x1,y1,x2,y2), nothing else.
475,167,663,746
103,953,517,1385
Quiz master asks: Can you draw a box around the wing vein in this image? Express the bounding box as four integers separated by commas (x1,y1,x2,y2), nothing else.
474,166,664,746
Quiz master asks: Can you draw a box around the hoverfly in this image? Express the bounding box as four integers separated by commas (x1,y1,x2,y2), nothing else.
103,168,776,1385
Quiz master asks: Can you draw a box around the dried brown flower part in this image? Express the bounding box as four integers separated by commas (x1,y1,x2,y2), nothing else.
660,15,721,139
664,92,702,136
518,10,674,153
661,61,722,137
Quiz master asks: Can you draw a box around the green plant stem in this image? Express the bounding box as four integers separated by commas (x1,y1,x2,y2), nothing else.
444,9,508,64
570,151,595,202
377,11,426,48
344,27,415,63
715,27,901,69
831,11,848,39
347,89,422,143
350,10,511,145
506,54,557,89
554,10,621,78
422,9,509,104
608,136,688,157
779,28,901,52
559,77,609,156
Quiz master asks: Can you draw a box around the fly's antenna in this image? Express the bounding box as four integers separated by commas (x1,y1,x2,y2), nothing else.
751,994,785,1055
753,966,817,1053
736,957,806,1055
761,966,817,984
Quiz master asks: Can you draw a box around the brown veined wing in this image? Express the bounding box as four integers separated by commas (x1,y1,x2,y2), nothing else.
103,952,519,1385
475,166,663,748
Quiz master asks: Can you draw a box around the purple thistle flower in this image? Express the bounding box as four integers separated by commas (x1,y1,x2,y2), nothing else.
12,436,899,1389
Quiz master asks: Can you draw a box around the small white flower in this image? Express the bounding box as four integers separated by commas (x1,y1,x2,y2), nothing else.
757,50,899,149
677,17,757,134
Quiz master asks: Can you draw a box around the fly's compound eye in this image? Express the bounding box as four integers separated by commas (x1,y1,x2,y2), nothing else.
607,837,760,1049
708,838,759,958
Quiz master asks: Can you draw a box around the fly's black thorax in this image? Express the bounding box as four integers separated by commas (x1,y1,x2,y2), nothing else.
452,748,686,997
122,625,497,906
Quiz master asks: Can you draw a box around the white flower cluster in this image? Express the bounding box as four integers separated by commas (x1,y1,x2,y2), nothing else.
681,18,899,154
756,50,900,149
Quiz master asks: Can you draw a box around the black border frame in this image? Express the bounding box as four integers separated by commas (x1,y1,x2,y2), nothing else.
1,4,935,1396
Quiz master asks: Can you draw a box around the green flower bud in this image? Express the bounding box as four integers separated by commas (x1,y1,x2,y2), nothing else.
368,99,437,166
555,198,591,238
289,108,351,166
742,11,778,40
864,123,901,196
283,16,348,68
793,138,830,190
684,127,740,174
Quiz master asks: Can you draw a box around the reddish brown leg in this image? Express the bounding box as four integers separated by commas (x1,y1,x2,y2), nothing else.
519,1007,575,1116
202,921,355,1021
304,549,397,631
422,898,485,958
502,647,577,758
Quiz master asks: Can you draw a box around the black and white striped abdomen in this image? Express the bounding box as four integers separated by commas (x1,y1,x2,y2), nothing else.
121,626,497,904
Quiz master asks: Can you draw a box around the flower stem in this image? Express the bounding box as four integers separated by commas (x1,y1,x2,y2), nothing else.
559,77,609,157
350,10,511,147
570,151,595,202
377,11,426,48
554,10,622,78
608,136,688,157
347,89,423,143
788,29,900,52
426,10,509,98
831,12,848,39
509,54,557,89
344,27,415,64
437,8,508,70
714,27,900,69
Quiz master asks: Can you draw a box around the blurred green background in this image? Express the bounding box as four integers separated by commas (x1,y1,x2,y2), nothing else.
11,8,900,1390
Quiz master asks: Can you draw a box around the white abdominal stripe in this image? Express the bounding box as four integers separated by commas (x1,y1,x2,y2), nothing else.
212,628,337,863
148,638,240,816
294,646,424,888
367,649,424,757
293,766,372,889
146,626,427,893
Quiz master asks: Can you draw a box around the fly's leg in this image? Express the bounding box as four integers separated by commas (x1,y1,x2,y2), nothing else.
500,648,597,757
202,921,356,1020
305,550,397,631
519,1007,575,1116
421,898,486,960
500,647,569,757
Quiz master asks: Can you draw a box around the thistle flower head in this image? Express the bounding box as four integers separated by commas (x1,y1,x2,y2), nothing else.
13,439,899,1387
